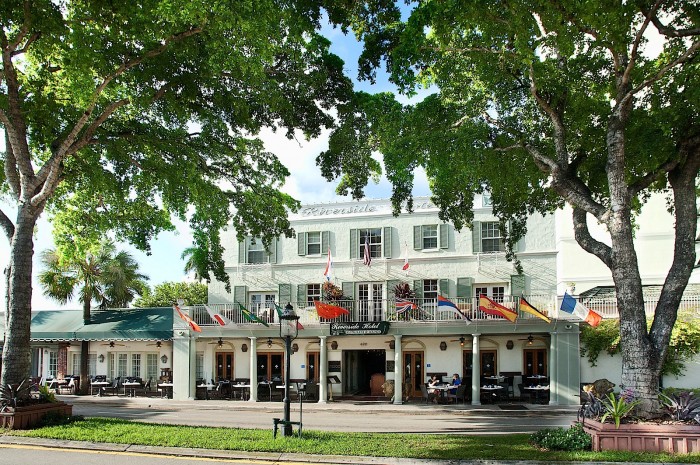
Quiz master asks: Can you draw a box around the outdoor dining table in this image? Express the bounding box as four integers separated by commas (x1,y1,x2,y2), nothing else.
158,382,174,398
481,384,504,403
523,385,550,404
484,376,505,382
196,383,216,400
232,383,250,400
90,381,110,397
428,384,451,403
122,381,142,397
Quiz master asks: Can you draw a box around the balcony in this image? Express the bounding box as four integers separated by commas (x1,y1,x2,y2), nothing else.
184,294,698,328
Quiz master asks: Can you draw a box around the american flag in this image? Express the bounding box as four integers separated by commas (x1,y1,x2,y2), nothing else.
363,237,371,266
396,298,417,314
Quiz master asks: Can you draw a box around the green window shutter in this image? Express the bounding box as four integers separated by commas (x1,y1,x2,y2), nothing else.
439,224,449,249
511,274,526,297
238,239,246,264
267,239,277,264
472,221,482,253
297,284,307,306
383,227,392,258
297,232,307,256
386,280,401,299
439,279,450,297
413,225,422,250
321,231,330,254
342,281,354,300
233,285,248,306
279,283,292,306
456,277,474,299
350,229,358,259
413,280,424,300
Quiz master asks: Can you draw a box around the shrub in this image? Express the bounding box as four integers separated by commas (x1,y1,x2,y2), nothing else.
660,390,700,424
530,423,592,451
601,392,640,428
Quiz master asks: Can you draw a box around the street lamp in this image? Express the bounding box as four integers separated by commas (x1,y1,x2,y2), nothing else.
279,302,299,437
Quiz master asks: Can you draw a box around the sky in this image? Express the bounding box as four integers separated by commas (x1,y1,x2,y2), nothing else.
0,14,431,311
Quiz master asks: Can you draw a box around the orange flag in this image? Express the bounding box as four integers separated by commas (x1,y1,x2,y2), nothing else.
173,304,202,332
313,300,350,319
479,295,518,323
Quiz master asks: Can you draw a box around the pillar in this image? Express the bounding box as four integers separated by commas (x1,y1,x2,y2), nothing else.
549,331,558,405
319,336,328,403
471,334,480,405
393,334,402,404
248,336,257,402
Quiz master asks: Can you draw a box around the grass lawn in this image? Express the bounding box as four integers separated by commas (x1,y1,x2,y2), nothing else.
4,417,700,462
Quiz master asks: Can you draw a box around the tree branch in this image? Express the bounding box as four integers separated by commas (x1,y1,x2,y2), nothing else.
630,156,686,195
3,130,21,199
622,0,659,89
619,40,700,109
528,64,569,164
32,27,204,207
572,206,612,268
641,7,700,37
0,208,15,242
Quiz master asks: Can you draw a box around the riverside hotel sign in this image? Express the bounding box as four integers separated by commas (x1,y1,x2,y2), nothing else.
330,321,390,336
298,199,437,218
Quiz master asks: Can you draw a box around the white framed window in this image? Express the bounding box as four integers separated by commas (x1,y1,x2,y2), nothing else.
131,353,141,377
306,232,321,255
250,292,277,320
247,239,267,264
146,353,158,385
476,285,506,303
306,284,321,306
196,353,204,381
117,354,128,378
88,353,96,377
481,222,504,253
358,228,382,259
424,279,438,302
71,353,80,375
422,225,438,249
48,351,58,378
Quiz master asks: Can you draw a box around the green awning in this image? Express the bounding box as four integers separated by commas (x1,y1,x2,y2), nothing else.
29,307,173,342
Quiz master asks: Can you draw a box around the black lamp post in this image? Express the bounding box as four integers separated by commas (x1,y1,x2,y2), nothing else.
279,302,299,437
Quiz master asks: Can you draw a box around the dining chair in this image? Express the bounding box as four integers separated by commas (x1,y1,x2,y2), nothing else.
447,384,467,404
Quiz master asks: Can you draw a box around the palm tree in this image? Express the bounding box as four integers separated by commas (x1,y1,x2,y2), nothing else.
181,245,207,282
39,240,148,394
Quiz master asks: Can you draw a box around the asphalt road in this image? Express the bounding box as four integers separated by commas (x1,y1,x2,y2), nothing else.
65,395,578,434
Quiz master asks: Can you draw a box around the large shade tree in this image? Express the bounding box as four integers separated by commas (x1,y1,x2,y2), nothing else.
0,0,352,387
39,240,147,393
321,2,699,414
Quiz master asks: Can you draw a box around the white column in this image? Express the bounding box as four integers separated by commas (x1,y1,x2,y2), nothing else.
319,336,328,404
471,334,480,405
549,331,558,405
393,334,402,405
248,336,257,402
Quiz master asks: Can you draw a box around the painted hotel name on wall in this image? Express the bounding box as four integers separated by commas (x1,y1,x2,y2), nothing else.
330,321,390,335
300,201,435,217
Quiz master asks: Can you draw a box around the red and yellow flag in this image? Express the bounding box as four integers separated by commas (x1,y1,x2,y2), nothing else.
479,295,518,323
314,300,350,319
519,297,551,323
174,304,202,332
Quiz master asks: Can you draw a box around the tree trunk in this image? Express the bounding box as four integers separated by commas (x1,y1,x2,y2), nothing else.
1,209,39,388
79,340,90,395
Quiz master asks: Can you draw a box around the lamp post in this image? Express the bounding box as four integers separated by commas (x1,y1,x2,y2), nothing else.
279,302,299,437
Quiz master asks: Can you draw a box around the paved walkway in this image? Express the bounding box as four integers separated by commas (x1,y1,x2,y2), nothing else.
0,395,585,465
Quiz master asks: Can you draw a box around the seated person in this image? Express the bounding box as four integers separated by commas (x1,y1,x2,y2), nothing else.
449,373,462,394
428,375,441,388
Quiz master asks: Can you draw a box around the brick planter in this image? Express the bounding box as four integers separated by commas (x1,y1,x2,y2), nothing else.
0,401,73,430
579,419,700,454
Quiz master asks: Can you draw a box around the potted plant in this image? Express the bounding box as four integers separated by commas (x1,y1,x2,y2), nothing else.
0,379,73,430
577,387,700,453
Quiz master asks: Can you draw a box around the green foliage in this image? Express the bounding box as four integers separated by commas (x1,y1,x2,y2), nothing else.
601,392,641,428
659,391,700,423
580,313,700,377
0,379,32,411
37,385,57,404
38,239,147,310
134,282,208,308
579,320,621,366
529,423,592,451
393,282,415,299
